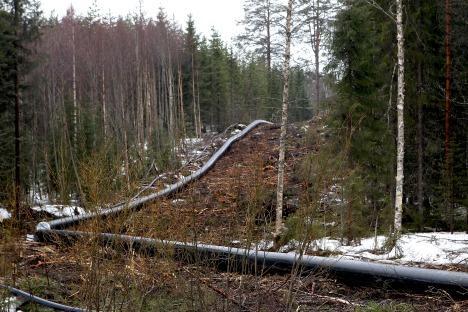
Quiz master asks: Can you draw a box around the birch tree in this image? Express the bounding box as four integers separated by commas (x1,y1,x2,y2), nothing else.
276,0,294,237
393,0,405,233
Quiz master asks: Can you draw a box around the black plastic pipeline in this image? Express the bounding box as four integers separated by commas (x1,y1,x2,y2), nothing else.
36,120,272,231
35,230,468,295
31,119,468,297
1,285,86,311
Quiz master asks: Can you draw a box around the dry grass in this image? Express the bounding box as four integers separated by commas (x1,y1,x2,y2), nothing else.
1,121,466,311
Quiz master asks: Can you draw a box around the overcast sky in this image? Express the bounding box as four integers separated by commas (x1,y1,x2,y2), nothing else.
39,0,244,42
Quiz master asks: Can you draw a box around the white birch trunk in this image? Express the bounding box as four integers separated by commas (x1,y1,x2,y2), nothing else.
394,0,405,233
276,0,294,237
168,62,175,143
178,65,186,138
101,67,107,139
72,21,77,151
192,54,200,138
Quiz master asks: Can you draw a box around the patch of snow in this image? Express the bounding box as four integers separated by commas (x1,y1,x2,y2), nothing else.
184,137,203,145
1,296,23,312
307,232,468,265
0,208,11,222
172,199,185,204
26,234,35,242
231,129,242,135
31,205,85,217
254,240,274,250
30,189,49,205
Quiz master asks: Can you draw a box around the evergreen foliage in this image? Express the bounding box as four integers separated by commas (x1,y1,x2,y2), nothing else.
328,0,468,233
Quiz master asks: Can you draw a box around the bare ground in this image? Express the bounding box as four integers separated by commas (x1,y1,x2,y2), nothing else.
2,121,468,311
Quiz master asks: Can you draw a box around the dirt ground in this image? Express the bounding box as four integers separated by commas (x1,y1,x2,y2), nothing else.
73,122,311,246
2,121,468,311
4,238,467,311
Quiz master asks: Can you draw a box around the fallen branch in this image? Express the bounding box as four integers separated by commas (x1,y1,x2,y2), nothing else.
183,267,251,311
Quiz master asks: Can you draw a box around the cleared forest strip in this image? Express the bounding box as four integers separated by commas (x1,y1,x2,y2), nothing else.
34,120,468,295
36,120,272,231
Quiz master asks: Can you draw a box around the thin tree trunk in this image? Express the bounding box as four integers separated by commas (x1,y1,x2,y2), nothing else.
314,0,320,111
307,0,321,114
72,18,78,152
394,0,405,234
275,0,294,237
14,0,21,221
101,67,107,140
196,68,202,136
178,65,186,138
444,0,454,233
120,87,130,189
417,61,424,230
168,60,175,143
145,68,152,141
135,29,144,153
266,0,272,72
192,54,200,138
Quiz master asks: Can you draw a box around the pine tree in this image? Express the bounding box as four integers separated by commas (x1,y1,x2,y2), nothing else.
184,15,202,137
0,0,40,219
238,0,277,72
328,1,395,237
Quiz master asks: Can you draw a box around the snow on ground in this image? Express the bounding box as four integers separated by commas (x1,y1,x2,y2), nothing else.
250,232,468,266
0,296,23,312
308,232,468,266
30,189,49,206
31,204,85,217
184,137,204,145
0,207,11,222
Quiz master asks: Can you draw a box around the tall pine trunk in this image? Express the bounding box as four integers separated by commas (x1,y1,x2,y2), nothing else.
314,0,320,111
417,61,424,230
191,54,200,137
394,0,405,234
266,0,272,72
14,0,21,221
276,0,294,237
444,0,454,233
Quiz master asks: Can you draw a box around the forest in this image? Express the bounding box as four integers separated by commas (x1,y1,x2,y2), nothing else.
0,0,467,311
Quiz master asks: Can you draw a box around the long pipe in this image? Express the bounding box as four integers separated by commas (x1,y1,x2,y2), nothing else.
35,229,468,295
19,120,270,310
37,120,272,231
31,119,468,299
1,285,86,311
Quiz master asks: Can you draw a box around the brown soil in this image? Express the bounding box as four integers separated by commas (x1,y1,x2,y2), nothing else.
76,123,312,246
3,121,467,311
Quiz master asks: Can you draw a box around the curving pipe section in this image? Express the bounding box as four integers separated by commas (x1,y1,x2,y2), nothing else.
6,120,270,311
25,118,468,304
1,285,86,311
37,120,272,231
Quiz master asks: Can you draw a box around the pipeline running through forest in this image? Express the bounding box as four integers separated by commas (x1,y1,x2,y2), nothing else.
3,120,468,311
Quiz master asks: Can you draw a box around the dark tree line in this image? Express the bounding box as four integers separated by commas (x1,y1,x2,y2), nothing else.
0,2,313,212
328,0,468,235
